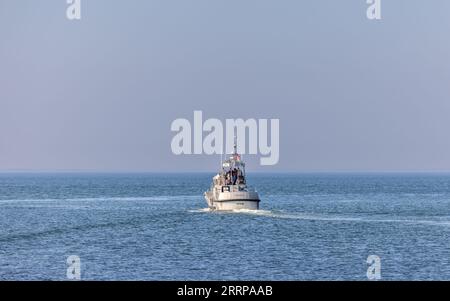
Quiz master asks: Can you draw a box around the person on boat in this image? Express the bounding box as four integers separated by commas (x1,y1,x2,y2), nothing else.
232,168,238,185
226,172,232,185
236,168,244,184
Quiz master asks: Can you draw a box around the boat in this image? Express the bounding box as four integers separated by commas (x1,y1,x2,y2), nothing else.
204,140,261,211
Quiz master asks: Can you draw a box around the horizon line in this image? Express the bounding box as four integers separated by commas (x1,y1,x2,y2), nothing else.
2,169,450,174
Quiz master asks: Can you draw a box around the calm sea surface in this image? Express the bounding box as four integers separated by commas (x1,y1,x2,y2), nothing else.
1,173,450,280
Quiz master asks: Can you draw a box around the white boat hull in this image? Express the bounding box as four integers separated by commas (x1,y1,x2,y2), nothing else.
204,190,260,211
212,200,260,211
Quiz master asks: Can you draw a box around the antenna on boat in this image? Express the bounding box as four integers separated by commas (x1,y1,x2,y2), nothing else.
233,131,237,155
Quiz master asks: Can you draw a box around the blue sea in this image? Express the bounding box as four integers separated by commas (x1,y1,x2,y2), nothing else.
1,172,450,280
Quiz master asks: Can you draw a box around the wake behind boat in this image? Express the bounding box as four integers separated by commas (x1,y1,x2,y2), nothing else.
204,141,260,211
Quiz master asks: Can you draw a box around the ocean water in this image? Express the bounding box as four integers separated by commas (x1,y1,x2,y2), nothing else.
1,172,450,280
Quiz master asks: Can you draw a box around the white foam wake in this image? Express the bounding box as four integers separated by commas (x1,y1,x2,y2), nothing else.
188,208,213,213
188,208,450,227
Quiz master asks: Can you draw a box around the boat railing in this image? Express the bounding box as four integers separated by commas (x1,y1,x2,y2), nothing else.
220,185,256,193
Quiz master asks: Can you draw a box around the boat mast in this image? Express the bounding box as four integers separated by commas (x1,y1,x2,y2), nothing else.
233,133,237,155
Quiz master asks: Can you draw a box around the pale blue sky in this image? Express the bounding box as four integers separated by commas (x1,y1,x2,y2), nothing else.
1,1,450,172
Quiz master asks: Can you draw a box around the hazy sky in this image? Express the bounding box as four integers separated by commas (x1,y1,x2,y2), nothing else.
1,1,450,172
